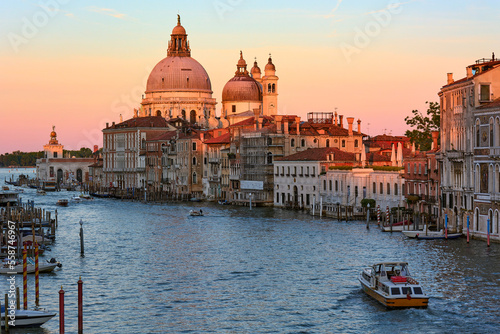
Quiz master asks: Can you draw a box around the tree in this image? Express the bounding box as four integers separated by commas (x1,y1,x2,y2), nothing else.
404,101,440,151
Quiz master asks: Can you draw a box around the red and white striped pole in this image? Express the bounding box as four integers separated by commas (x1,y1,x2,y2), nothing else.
377,205,380,226
35,242,39,308
386,206,390,226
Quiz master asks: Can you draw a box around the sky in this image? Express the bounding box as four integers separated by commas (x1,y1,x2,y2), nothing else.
0,0,499,153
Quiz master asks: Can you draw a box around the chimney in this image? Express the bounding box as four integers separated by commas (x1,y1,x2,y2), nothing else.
253,108,260,130
347,117,354,136
432,131,439,149
112,122,115,126
339,115,343,128
447,73,454,85
93,145,98,153
119,114,123,122
295,117,300,134
284,117,289,134
106,122,109,128
466,67,473,79
276,115,283,134
357,119,361,133
334,111,338,126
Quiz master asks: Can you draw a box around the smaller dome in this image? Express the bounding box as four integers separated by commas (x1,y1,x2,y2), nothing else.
222,76,262,102
251,60,261,74
265,56,275,71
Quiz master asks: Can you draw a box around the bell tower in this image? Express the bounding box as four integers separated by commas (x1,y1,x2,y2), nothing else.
262,54,278,116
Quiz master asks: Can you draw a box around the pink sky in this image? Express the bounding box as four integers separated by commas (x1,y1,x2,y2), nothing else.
1,0,498,153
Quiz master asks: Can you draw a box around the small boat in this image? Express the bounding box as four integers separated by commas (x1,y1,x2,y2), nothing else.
0,258,62,275
1,306,56,327
358,262,429,308
2,186,10,191
37,189,46,195
72,196,82,202
402,226,443,238
416,232,462,240
190,197,201,202
189,209,204,216
218,200,230,205
56,199,69,206
79,194,93,200
381,220,414,232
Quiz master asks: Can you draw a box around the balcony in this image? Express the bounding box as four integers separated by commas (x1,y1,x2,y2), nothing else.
209,158,220,164
229,174,240,181
446,150,464,161
490,148,500,158
209,176,221,182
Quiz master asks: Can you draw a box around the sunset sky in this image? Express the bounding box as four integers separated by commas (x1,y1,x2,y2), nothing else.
1,0,499,153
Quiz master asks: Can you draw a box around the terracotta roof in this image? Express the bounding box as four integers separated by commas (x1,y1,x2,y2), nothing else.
367,152,391,162
277,147,356,162
369,134,409,142
148,131,178,141
204,132,231,144
107,116,169,130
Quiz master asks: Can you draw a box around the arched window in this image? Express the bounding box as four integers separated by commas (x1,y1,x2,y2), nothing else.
181,110,186,120
354,139,359,148
192,157,197,165
326,139,330,147
190,110,196,124
291,139,295,147
268,83,271,93
394,183,398,195
192,172,197,184
490,118,494,147
342,140,346,148
476,119,480,147
301,139,306,147
267,152,272,164
272,83,275,93
387,183,390,195
329,180,332,191
267,137,272,145
156,110,161,116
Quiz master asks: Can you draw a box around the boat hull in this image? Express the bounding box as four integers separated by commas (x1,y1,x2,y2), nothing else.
1,309,56,327
416,233,462,240
359,280,428,308
0,263,59,275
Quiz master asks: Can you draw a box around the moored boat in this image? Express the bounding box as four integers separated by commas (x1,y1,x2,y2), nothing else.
0,258,62,275
358,262,429,308
416,232,462,240
1,306,56,327
381,220,414,232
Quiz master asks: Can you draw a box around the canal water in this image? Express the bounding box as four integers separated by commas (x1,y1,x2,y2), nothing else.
1,168,499,333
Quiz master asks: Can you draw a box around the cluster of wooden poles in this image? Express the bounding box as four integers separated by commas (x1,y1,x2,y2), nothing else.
0,244,83,333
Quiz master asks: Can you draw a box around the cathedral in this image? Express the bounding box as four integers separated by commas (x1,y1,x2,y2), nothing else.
137,15,279,126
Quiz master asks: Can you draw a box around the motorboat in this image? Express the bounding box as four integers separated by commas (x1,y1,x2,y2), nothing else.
72,196,82,202
79,194,93,200
381,220,414,232
416,232,462,240
189,210,204,216
56,199,69,206
1,306,56,327
0,257,62,275
402,226,443,238
36,189,46,195
358,262,429,308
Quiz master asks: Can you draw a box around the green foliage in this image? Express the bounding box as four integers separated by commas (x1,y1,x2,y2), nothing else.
360,198,376,208
63,147,93,158
404,101,440,151
0,151,44,167
371,166,404,171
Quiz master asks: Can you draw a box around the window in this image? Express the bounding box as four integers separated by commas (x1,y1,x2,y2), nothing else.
181,110,186,119
418,164,421,175
192,157,197,165
387,183,390,195
424,164,428,175
326,139,330,147
192,172,197,184
407,163,410,174
380,182,383,194
354,139,358,148
321,166,326,173
335,180,338,191
232,105,236,113
192,142,197,151
329,180,332,191
414,163,417,175
287,166,290,175
490,119,494,147
268,137,273,145
323,180,327,190
53,152,58,158
291,139,295,147
312,166,316,176
342,140,346,148
268,83,271,93
394,183,398,196
301,139,306,147
373,182,376,194
476,120,480,147
272,83,275,93
267,152,273,164
480,84,490,101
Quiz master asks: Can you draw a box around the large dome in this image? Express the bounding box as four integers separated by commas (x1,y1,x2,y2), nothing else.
222,76,262,102
146,56,212,93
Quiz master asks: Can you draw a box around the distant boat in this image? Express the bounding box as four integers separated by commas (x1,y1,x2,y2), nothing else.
416,232,462,240
189,209,204,216
190,197,201,202
56,199,69,207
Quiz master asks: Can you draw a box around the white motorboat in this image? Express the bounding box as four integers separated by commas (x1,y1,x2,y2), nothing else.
358,261,429,308
189,209,204,216
0,258,62,275
402,226,444,238
381,220,413,232
1,306,56,327
72,196,82,202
